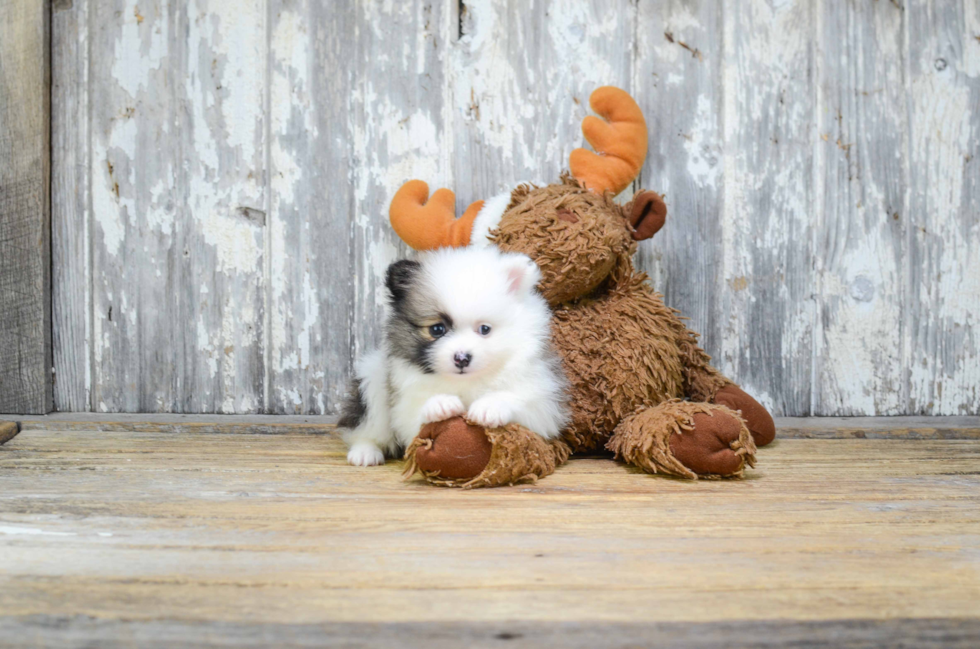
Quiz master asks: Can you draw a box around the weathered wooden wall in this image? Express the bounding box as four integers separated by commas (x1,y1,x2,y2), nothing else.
1,0,51,414
51,0,980,416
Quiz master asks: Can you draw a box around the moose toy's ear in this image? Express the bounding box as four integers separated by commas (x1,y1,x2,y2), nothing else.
500,253,542,297
627,190,667,241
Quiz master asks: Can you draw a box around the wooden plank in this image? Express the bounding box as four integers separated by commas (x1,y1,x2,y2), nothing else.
0,0,52,414
3,413,979,439
5,412,339,434
633,1,725,363
0,431,978,642
83,0,268,413
172,0,268,413
347,1,454,360
1,617,979,649
265,1,354,414
51,0,92,412
86,0,179,412
451,0,635,211
775,415,980,439
812,0,908,416
905,0,980,415
718,0,815,417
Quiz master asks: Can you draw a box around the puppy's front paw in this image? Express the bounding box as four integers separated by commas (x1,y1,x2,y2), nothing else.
467,397,514,429
421,394,465,424
347,442,385,467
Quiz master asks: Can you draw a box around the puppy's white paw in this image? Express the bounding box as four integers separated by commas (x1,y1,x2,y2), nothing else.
421,394,465,424
347,442,385,467
467,397,514,429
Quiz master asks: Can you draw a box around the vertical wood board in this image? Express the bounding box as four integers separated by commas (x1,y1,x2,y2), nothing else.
0,0,52,414
634,0,726,370
905,0,980,415
812,0,908,416
77,0,269,413
51,0,91,412
266,0,355,414
718,0,815,415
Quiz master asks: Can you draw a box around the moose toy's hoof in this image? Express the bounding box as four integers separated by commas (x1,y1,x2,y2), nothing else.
669,409,753,477
711,384,776,447
411,417,492,480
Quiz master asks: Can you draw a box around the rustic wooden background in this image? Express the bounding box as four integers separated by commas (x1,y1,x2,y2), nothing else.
50,0,979,417
1,1,51,414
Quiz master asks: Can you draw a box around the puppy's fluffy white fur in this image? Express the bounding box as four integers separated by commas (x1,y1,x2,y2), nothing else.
341,247,567,467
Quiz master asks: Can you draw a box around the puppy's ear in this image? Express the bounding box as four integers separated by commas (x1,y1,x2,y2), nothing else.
500,253,542,297
385,259,422,303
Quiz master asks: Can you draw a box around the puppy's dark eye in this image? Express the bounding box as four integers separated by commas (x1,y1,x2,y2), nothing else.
478,324,492,336
429,323,446,338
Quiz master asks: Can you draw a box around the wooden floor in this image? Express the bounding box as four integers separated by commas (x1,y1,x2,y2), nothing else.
1,420,980,647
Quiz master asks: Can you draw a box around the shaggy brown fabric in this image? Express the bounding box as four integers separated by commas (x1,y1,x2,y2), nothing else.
711,384,777,447
606,400,757,479
493,177,634,307
550,275,723,452
404,420,570,489
491,175,741,462
677,334,731,403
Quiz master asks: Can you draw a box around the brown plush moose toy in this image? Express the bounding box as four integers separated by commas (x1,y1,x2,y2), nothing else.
388,86,775,488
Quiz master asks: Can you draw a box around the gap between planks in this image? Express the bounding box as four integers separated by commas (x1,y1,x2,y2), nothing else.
1,414,979,440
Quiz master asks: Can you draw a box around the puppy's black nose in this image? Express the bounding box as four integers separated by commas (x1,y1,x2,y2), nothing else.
453,352,472,369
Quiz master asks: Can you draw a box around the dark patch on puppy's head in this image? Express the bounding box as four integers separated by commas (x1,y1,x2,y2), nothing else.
385,259,422,305
384,258,444,374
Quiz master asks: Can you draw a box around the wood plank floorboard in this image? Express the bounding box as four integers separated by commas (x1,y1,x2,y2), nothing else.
4,413,979,438
1,429,978,647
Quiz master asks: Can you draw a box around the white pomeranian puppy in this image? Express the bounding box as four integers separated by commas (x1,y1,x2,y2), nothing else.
340,247,568,466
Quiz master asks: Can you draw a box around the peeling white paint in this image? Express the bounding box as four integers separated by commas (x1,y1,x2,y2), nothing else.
719,0,814,416
199,211,263,274
683,95,721,188
111,2,166,100
907,41,980,414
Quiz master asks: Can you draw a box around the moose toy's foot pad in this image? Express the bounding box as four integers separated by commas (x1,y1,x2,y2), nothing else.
404,417,570,488
712,384,777,447
669,409,755,477
409,417,493,481
608,400,757,480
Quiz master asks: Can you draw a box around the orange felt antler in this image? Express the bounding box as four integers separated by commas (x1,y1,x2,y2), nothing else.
569,86,648,196
389,180,484,250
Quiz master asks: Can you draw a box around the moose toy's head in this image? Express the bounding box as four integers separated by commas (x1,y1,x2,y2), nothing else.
388,87,666,307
